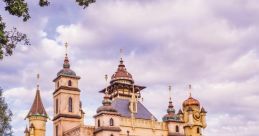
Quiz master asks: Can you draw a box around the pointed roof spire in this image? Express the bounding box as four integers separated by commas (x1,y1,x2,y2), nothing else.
167,85,175,114
26,74,48,118
63,42,70,69
103,74,111,106
111,49,134,84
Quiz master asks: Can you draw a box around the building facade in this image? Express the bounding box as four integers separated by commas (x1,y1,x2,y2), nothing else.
24,47,207,136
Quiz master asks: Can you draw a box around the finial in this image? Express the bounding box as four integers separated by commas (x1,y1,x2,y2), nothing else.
37,73,40,90
105,74,108,94
169,85,172,101
120,48,123,60
189,84,192,97
65,42,68,57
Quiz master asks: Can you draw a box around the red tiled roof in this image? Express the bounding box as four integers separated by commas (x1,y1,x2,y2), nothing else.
26,90,48,118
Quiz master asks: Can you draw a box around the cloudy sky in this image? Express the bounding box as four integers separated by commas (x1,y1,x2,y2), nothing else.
1,0,259,135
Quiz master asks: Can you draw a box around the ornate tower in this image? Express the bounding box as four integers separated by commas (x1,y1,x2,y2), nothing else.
52,43,84,136
24,74,48,136
94,75,121,136
182,85,207,136
162,86,184,136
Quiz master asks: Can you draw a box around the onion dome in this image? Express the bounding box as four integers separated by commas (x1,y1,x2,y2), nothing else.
97,93,117,113
57,54,76,77
110,58,134,84
26,89,48,118
182,96,200,107
201,107,207,113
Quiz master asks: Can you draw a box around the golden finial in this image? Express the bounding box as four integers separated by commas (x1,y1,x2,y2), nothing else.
189,84,192,97
105,74,108,94
65,42,68,57
169,85,172,101
37,73,40,90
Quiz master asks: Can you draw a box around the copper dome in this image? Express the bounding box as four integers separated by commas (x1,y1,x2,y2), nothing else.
110,59,134,83
182,96,200,107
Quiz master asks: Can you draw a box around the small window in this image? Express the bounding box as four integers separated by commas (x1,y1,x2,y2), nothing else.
68,80,72,86
68,97,73,112
56,99,58,114
57,82,59,88
110,134,114,136
56,125,58,136
176,125,179,132
110,118,114,126
197,127,200,133
98,119,100,127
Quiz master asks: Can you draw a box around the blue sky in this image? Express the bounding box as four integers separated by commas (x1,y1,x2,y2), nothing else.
1,0,259,136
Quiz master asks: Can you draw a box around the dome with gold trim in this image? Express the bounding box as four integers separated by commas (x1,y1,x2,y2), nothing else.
110,58,134,84
182,96,200,107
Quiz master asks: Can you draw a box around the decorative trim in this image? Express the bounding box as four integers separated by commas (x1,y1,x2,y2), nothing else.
53,86,81,94
94,126,121,134
52,114,81,121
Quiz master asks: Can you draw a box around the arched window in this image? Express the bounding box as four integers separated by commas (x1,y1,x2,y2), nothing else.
56,99,58,114
110,134,114,136
109,118,114,126
197,127,200,133
68,80,72,86
68,97,73,112
176,125,179,132
57,81,59,88
97,119,100,127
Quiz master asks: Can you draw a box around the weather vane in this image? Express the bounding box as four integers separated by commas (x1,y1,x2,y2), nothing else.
169,85,172,101
189,84,192,97
37,73,40,90
105,74,108,94
65,42,68,56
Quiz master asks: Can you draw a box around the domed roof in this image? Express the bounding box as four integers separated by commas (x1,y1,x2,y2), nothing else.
110,58,134,84
182,96,200,107
57,55,76,77
96,93,117,113
163,99,181,122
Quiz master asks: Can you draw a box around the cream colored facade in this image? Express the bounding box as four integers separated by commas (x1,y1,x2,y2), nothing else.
24,51,207,136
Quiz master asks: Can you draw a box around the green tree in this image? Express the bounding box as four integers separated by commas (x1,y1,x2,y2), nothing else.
0,88,13,136
0,0,95,60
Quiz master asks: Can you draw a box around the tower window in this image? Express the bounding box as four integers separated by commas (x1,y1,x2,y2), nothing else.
110,118,114,126
197,127,200,133
176,125,179,132
68,97,73,112
57,81,59,88
98,119,100,127
68,80,72,86
56,125,58,136
56,99,58,114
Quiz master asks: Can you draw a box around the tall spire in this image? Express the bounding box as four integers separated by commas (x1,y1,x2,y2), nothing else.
169,85,172,101
63,42,70,69
26,74,48,118
102,74,111,106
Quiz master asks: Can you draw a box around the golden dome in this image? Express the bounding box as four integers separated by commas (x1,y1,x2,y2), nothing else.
183,96,200,107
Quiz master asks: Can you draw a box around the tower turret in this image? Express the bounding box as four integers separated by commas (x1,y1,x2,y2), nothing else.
182,85,207,136
94,75,121,136
52,43,83,136
25,74,48,136
162,86,184,136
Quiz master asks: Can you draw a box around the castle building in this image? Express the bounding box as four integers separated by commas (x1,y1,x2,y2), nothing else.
24,44,207,136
